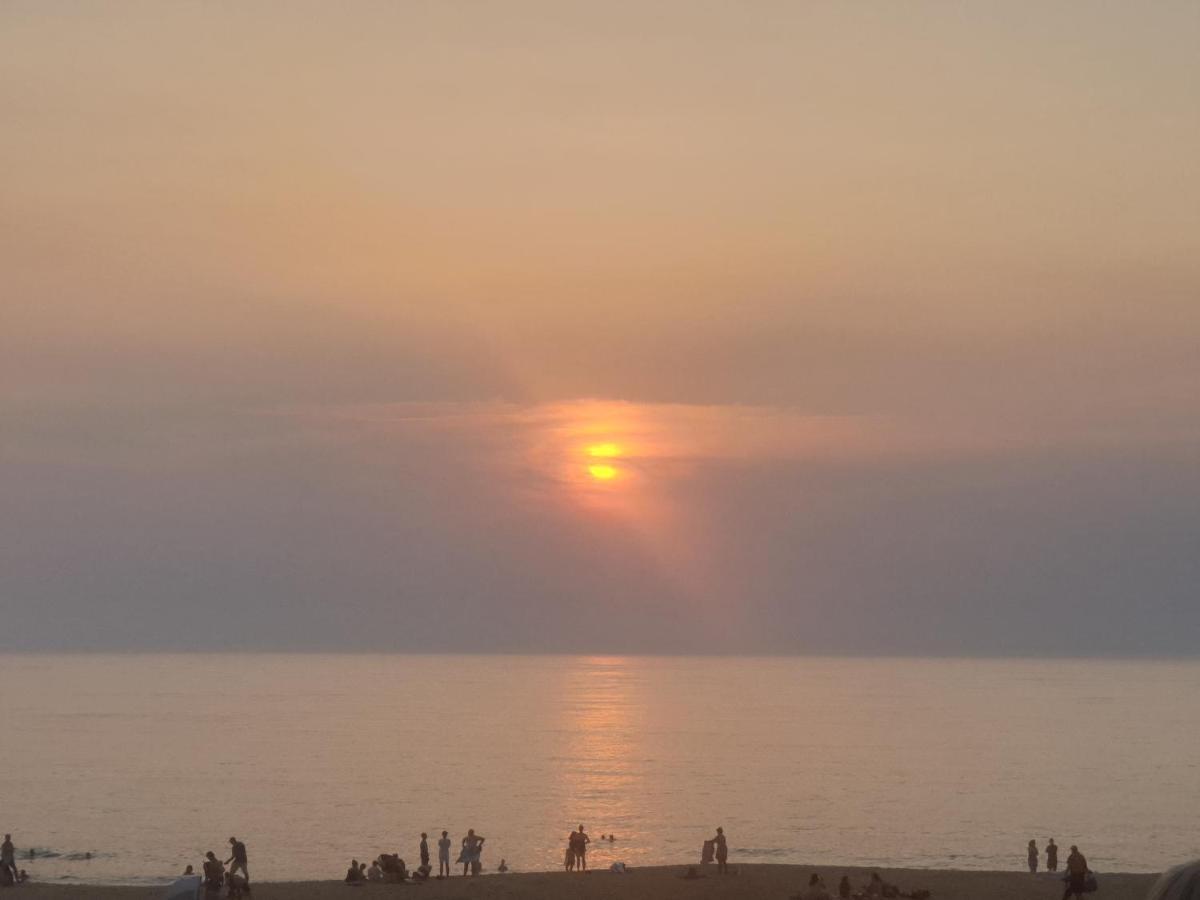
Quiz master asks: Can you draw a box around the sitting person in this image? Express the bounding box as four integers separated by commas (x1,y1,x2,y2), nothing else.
498,859,508,873
793,873,830,900
838,875,852,899
411,864,432,882
203,851,225,893
366,859,382,882
344,859,365,884
16,870,29,884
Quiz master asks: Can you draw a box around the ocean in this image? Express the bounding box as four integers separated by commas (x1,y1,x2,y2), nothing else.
3,654,1197,885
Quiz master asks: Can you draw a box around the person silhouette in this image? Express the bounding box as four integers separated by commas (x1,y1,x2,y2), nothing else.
437,831,451,878
1028,839,1039,873
713,827,728,875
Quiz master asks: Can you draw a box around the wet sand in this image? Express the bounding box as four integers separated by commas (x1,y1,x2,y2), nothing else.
14,865,1159,900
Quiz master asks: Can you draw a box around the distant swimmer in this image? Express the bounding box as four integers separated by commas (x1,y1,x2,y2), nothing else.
437,831,451,878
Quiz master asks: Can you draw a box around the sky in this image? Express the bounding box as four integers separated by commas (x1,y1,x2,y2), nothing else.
2,2,1198,655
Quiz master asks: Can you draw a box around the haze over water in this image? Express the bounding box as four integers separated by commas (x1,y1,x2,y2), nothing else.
5,653,1197,886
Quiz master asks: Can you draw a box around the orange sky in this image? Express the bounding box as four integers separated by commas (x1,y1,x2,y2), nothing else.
2,2,1198,654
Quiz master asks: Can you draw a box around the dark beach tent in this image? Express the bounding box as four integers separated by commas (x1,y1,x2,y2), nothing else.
163,874,202,900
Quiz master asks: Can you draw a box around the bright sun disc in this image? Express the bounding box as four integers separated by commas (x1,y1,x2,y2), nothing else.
587,443,622,458
588,464,618,480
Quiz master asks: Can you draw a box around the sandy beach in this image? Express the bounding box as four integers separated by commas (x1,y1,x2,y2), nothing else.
14,865,1160,900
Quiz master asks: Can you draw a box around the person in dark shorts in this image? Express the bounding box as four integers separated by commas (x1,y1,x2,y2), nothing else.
419,833,430,870
225,837,249,886
1063,845,1089,900
1047,839,1059,872
713,827,728,874
574,825,590,871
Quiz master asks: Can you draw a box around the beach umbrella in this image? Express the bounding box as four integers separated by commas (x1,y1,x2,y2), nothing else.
163,874,202,900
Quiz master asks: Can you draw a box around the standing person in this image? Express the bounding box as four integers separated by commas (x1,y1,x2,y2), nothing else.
713,827,729,875
565,830,578,871
226,836,249,887
1028,839,1039,873
574,825,591,871
459,829,484,876
1062,845,1089,900
419,833,430,871
1047,838,1059,872
0,835,15,881
437,831,451,878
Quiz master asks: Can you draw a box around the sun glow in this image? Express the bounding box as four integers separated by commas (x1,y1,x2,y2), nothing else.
588,463,618,480
587,443,622,458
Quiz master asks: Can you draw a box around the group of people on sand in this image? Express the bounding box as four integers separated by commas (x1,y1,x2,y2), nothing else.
563,825,613,872
1026,839,1094,900
345,828,495,884
790,872,928,900
1029,837,1063,873
182,837,250,897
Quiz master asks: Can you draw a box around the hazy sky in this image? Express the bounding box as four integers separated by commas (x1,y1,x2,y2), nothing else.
3,2,1198,654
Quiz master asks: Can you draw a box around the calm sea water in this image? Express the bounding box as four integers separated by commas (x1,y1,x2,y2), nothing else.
3,654,1197,885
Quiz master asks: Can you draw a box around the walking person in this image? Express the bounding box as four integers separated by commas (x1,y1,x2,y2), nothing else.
419,833,429,871
714,826,729,874
1028,839,1039,873
226,836,249,887
1047,838,1059,872
437,832,451,878
1062,845,1089,900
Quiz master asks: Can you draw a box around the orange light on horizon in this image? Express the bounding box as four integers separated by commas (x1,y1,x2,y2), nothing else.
587,442,622,458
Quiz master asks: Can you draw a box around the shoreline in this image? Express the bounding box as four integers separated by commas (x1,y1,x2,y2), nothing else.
13,864,1163,900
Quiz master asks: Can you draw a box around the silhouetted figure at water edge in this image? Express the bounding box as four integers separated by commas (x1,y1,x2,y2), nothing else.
1047,838,1059,872
713,826,728,874
838,875,852,898
0,835,14,882
437,831,451,877
226,836,249,886
458,829,484,876
419,832,429,870
1063,845,1089,900
1029,839,1040,873
572,824,591,871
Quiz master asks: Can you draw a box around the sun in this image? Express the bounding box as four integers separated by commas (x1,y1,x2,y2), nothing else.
588,463,618,481
587,443,622,458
